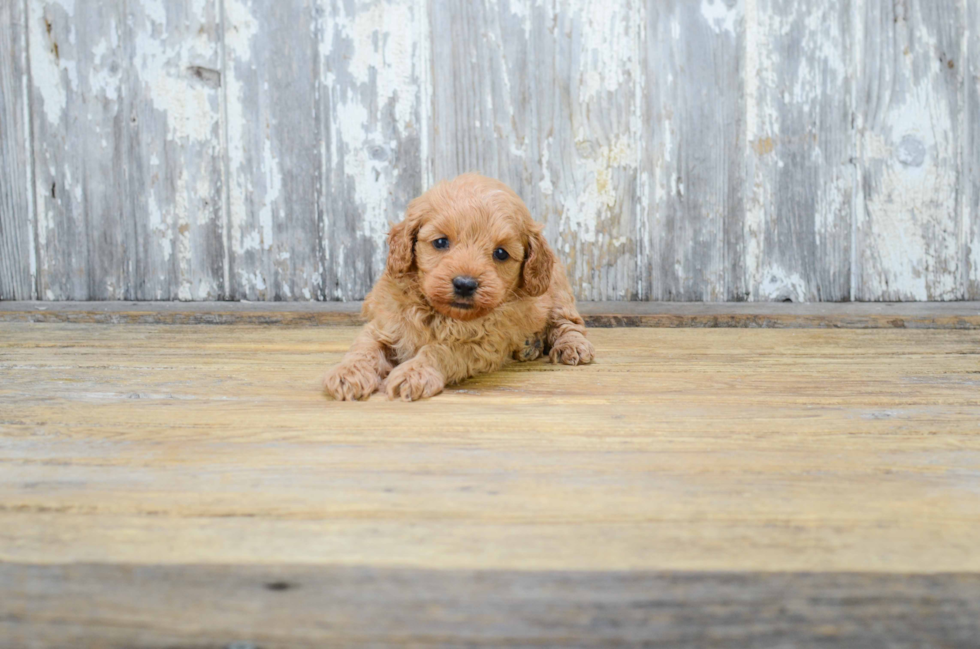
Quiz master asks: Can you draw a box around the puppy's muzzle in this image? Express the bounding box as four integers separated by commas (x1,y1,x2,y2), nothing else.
452,276,479,299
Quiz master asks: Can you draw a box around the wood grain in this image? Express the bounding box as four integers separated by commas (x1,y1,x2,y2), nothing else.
1,323,979,573
743,0,853,301
26,0,225,300
640,1,743,301
430,0,641,300
3,564,979,648
1,322,979,642
968,0,979,299
318,0,425,301
28,0,119,300
5,1,978,302
223,0,320,301
0,0,34,300
853,0,966,300
128,0,226,300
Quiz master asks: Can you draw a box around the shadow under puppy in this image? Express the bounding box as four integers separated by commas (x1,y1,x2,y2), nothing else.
322,173,594,401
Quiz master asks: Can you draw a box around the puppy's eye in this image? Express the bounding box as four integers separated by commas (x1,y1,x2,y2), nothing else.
493,247,510,261
432,237,449,250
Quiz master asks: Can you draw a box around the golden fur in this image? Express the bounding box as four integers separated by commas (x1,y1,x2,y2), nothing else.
322,173,594,401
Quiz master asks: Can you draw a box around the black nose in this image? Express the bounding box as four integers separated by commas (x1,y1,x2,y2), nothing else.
452,276,479,297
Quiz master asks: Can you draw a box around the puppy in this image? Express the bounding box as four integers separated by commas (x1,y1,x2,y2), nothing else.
322,173,594,401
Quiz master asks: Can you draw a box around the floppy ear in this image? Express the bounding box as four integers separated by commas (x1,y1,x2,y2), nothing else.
386,197,426,277
521,225,554,297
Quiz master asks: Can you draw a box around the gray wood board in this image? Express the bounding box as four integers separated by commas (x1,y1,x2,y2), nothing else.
317,0,426,301
640,1,743,301
224,0,317,301
27,0,225,300
2,563,979,648
3,1,978,302
430,0,642,300
853,0,966,300
743,0,853,302
967,0,979,299
0,0,34,300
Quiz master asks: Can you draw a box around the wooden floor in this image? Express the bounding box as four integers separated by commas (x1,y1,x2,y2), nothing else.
1,316,979,646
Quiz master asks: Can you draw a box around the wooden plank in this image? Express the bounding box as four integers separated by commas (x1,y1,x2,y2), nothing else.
2,564,979,648
742,0,853,301
222,0,320,300
8,2,977,304
429,0,641,300
427,0,535,191
26,0,224,300
1,324,979,572
638,1,743,301
128,0,225,300
318,0,426,301
1,300,980,328
0,0,35,300
967,0,979,299
28,0,117,299
853,0,966,300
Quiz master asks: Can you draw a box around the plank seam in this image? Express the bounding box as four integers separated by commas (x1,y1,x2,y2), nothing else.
218,0,232,300
742,0,757,302
123,0,138,301
960,0,972,299
632,0,644,301
417,0,432,190
313,1,326,302
849,0,860,302
21,0,38,300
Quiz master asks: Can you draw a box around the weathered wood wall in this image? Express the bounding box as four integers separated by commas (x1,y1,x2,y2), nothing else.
0,0,976,301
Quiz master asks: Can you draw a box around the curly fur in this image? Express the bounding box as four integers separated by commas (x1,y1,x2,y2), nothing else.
322,173,594,401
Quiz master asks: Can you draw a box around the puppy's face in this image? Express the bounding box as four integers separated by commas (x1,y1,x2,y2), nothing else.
414,204,523,321
386,175,553,321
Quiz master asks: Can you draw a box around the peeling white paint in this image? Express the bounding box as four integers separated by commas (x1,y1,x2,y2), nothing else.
344,2,417,130
757,266,807,302
14,0,974,302
700,0,740,36
417,0,432,188
258,135,281,251
857,14,961,300
29,1,72,127
241,231,261,253
223,0,258,279
324,0,424,273
538,139,554,196
133,5,217,144
147,190,173,263
743,0,765,295
574,0,633,102
563,133,635,244
742,0,854,301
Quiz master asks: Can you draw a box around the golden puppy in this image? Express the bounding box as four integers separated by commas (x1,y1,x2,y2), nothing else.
322,173,594,401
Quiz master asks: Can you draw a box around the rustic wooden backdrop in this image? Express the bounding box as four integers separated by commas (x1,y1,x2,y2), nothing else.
1,0,977,302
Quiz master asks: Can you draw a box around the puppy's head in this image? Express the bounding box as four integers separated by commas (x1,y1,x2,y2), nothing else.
386,174,553,321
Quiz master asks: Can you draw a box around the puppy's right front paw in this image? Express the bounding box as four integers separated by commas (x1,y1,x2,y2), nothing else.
322,362,381,401
549,332,595,366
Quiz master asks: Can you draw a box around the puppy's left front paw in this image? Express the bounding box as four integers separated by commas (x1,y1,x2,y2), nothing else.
384,360,445,402
549,333,595,366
